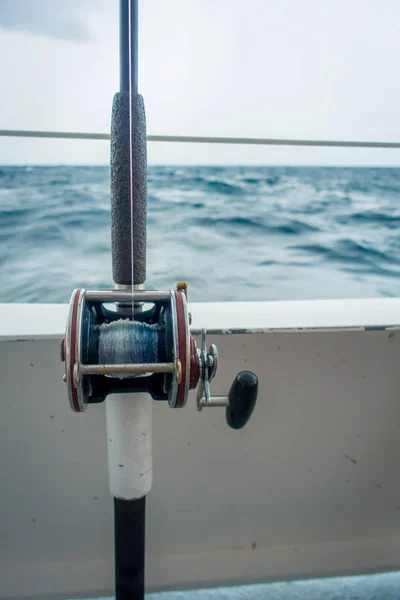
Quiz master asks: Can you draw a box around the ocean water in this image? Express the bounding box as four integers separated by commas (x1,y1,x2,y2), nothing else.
1,165,400,303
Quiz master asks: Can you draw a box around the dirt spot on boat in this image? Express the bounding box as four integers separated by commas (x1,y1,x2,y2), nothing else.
344,454,358,464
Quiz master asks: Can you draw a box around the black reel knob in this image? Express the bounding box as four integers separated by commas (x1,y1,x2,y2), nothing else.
226,371,258,430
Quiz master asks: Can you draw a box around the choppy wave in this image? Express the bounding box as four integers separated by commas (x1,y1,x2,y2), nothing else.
1,165,400,302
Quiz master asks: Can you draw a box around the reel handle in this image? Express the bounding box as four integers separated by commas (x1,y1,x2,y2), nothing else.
196,329,258,429
226,371,258,430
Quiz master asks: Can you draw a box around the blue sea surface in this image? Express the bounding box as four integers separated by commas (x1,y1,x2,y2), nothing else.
1,165,400,303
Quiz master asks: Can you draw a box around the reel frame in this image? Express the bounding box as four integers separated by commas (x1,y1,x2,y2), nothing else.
62,286,197,412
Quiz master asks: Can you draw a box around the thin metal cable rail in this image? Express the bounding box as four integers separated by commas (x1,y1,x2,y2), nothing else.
1,128,400,148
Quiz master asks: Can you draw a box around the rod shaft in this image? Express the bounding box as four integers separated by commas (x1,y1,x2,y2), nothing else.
120,0,138,93
114,496,146,600
113,5,147,600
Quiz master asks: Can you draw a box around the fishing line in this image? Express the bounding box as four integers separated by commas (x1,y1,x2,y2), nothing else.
128,0,135,319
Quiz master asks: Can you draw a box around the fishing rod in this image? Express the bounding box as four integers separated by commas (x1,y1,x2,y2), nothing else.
61,2,258,598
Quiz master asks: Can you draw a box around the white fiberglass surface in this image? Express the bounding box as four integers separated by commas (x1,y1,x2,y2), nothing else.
1,297,400,343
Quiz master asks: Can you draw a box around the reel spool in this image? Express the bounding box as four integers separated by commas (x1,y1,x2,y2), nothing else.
61,284,258,429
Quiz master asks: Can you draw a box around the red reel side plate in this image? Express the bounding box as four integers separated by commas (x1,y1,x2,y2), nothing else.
65,288,87,413
173,290,190,408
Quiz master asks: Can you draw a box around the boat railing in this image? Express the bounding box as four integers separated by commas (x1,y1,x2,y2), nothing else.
1,129,400,149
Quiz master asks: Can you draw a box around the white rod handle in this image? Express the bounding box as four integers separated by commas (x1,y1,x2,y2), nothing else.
106,393,152,500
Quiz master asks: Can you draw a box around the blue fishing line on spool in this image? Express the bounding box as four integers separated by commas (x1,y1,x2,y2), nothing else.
98,319,158,376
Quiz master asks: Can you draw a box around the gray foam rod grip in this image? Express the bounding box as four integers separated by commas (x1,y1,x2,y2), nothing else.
110,91,147,285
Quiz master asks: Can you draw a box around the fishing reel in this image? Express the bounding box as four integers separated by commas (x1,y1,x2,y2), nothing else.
61,284,258,429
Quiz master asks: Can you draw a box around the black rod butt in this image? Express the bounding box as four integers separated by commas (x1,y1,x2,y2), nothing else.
114,496,146,600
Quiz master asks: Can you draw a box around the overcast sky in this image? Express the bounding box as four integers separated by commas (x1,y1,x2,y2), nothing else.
0,0,400,166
